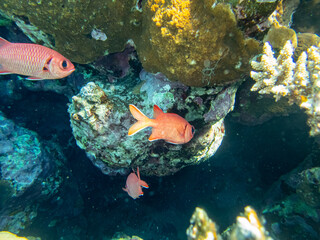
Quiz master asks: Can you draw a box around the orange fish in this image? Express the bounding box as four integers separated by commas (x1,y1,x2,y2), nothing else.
128,104,195,144
123,167,149,199
0,37,75,80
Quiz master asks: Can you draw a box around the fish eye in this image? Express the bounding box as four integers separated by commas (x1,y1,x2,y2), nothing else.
61,60,68,69
191,126,195,135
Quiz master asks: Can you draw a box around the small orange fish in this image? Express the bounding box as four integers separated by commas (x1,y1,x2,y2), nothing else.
128,104,195,144
0,37,75,80
123,167,149,199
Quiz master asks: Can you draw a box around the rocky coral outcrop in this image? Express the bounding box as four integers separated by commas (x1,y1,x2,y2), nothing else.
0,111,65,232
0,0,142,63
0,0,280,86
68,72,237,176
262,148,320,240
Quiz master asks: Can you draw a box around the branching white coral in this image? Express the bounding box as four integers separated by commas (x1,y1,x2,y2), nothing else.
250,40,320,136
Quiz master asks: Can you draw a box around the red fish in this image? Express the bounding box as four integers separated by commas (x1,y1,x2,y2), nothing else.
0,37,75,80
128,104,195,144
123,167,149,199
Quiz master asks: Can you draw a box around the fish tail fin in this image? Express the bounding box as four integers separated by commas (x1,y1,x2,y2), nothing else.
0,37,10,48
128,105,153,136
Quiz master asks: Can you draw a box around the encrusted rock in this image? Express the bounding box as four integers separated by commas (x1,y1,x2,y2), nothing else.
68,76,236,176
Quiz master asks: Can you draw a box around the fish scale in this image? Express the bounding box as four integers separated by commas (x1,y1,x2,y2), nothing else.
0,37,75,80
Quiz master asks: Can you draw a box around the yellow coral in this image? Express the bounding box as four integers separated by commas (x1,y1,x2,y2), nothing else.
151,0,192,43
137,1,260,87
0,232,28,240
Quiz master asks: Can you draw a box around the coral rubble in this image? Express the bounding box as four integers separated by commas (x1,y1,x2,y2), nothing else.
250,40,320,136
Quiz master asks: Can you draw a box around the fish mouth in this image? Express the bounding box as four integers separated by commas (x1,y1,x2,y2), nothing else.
68,67,76,73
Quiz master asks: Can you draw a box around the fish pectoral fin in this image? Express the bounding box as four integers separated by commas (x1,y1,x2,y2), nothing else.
42,56,53,72
122,187,128,192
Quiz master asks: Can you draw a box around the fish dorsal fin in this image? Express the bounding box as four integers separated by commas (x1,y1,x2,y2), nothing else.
136,167,149,188
0,37,10,48
136,167,140,179
153,105,163,118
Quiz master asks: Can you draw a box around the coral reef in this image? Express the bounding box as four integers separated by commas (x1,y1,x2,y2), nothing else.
262,148,320,239
296,167,320,208
93,44,138,80
228,206,271,240
0,14,11,27
292,0,320,35
294,33,320,59
263,25,297,49
0,231,29,240
0,111,43,195
0,111,65,232
230,79,298,126
186,206,272,240
0,0,143,63
68,71,237,176
186,207,219,240
111,232,143,240
138,1,262,86
0,0,281,86
250,40,320,136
